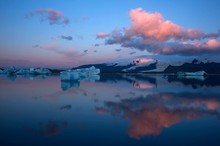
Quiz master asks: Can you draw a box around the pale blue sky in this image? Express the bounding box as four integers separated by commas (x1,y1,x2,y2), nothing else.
0,0,220,68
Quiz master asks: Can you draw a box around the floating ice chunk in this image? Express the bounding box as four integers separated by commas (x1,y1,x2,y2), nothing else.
34,68,51,74
16,68,51,75
60,66,100,81
177,71,207,76
177,71,207,81
16,69,33,75
2,66,17,74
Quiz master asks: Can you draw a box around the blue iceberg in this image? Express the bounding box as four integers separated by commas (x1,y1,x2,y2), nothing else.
60,66,100,81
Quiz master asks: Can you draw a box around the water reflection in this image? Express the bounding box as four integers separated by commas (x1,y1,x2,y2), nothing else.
60,104,72,110
0,74,50,81
1,74,220,145
97,93,220,139
61,80,80,91
167,75,220,88
27,120,68,137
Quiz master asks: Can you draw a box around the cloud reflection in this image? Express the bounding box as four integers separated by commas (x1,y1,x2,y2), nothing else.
97,93,220,139
27,120,68,137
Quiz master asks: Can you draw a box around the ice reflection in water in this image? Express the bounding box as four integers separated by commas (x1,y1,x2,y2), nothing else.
1,74,220,146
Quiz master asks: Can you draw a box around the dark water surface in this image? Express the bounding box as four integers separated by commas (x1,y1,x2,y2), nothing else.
1,74,220,146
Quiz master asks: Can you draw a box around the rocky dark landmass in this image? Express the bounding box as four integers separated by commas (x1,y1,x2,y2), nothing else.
164,59,220,74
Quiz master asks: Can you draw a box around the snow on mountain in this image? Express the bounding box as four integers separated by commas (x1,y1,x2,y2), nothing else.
122,58,157,72
73,57,158,73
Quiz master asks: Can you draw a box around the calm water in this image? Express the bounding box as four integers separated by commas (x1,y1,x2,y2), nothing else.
1,74,220,146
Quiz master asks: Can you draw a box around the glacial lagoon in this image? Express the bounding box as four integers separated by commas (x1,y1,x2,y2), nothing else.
1,74,220,146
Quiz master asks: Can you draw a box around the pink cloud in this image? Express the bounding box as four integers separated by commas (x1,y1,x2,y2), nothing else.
101,8,220,56
152,39,220,55
96,32,109,39
28,8,69,25
206,39,220,49
124,8,207,43
128,8,183,42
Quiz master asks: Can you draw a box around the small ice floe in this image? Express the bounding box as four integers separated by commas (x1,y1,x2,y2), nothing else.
0,67,51,75
177,71,207,76
60,66,100,81
177,71,207,81
1,66,17,74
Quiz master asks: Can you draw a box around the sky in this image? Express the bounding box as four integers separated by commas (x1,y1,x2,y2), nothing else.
0,0,220,68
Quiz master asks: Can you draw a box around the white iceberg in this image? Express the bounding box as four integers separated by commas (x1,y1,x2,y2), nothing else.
177,71,207,76
177,71,207,81
60,66,100,81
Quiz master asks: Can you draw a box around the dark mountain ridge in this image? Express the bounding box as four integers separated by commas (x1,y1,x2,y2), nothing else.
164,59,220,74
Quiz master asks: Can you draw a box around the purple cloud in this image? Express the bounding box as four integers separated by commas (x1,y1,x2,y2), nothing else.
27,8,69,25
129,51,136,55
115,49,122,52
94,44,100,47
96,32,109,39
60,35,72,40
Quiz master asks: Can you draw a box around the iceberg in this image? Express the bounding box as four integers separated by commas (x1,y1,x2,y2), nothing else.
2,66,17,74
60,66,100,81
16,68,51,75
16,68,33,75
177,71,207,81
177,71,207,76
34,68,51,75
0,67,51,75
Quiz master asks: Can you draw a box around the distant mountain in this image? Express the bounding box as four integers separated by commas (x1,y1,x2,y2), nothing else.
164,59,220,74
73,58,220,74
1,58,220,74
72,58,158,73
49,69,64,74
